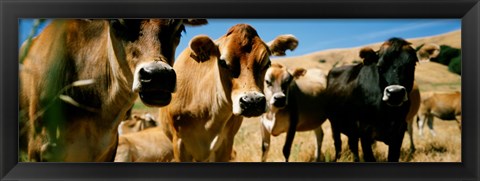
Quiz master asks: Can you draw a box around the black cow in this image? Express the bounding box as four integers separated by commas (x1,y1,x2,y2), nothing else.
324,38,417,162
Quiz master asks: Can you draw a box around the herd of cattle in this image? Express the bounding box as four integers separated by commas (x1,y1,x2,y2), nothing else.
19,19,461,162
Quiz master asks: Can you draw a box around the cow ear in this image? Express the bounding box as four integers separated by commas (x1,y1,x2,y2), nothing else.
291,68,307,79
189,35,218,63
359,47,378,65
183,19,208,26
416,43,440,63
267,34,298,56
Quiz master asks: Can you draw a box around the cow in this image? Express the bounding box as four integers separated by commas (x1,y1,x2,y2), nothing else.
324,38,418,162
416,43,441,63
417,91,461,136
118,113,157,135
158,24,299,162
19,19,207,162
260,63,327,162
114,127,173,162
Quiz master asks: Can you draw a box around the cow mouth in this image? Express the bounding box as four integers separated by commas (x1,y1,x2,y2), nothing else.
384,95,405,107
139,90,172,107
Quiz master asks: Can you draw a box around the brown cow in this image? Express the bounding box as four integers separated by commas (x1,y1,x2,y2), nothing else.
158,24,298,162
261,63,327,162
405,82,421,153
118,113,157,135
114,127,173,162
19,19,207,162
417,91,461,136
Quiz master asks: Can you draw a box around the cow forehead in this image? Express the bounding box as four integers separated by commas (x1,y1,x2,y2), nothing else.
221,24,270,64
266,66,290,83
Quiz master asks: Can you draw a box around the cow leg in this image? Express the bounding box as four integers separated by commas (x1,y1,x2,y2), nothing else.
348,136,360,162
387,125,406,162
173,135,193,162
455,115,462,130
213,116,243,162
360,136,375,162
283,103,300,162
313,126,324,162
406,117,415,154
282,126,297,162
427,115,436,136
331,124,342,162
417,114,425,137
261,123,271,162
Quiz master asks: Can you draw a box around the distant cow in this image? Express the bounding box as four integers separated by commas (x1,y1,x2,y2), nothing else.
20,19,207,162
324,38,418,162
114,127,173,162
417,43,461,75
158,24,298,162
417,91,461,136
260,63,327,162
118,113,157,135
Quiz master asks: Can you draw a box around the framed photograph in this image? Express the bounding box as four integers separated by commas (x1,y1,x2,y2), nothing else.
1,0,479,180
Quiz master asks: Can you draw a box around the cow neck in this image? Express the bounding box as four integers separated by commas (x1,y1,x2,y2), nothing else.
104,27,137,123
171,48,231,124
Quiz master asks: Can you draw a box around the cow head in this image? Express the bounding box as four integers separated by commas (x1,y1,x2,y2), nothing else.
118,113,157,135
109,19,207,107
373,38,418,107
188,24,298,117
416,43,440,62
264,63,306,110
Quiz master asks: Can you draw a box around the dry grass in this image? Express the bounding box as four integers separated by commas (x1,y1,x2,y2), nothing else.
232,116,461,162
132,107,461,162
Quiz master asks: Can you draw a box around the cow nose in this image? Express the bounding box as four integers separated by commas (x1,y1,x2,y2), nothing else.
386,86,406,96
239,93,267,117
136,61,177,107
382,85,408,106
272,94,287,108
138,62,176,92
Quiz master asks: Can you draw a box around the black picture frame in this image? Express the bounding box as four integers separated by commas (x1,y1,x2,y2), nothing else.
1,0,478,180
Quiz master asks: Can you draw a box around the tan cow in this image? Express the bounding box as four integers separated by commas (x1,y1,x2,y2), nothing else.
114,127,173,162
261,63,327,162
416,43,441,62
118,113,157,135
20,19,207,162
158,24,298,162
417,91,461,136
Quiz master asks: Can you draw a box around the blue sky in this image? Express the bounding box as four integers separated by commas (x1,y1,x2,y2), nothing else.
19,19,460,58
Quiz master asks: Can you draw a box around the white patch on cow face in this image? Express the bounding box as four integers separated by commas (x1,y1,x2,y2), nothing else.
263,70,274,105
132,62,149,92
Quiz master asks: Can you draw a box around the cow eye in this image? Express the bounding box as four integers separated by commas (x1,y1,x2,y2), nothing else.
265,80,272,86
218,59,229,69
263,61,271,71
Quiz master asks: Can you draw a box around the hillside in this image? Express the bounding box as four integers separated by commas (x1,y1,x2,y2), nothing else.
273,30,461,92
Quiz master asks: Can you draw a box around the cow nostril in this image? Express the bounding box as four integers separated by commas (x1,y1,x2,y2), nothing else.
274,95,286,102
139,68,152,83
240,96,250,104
